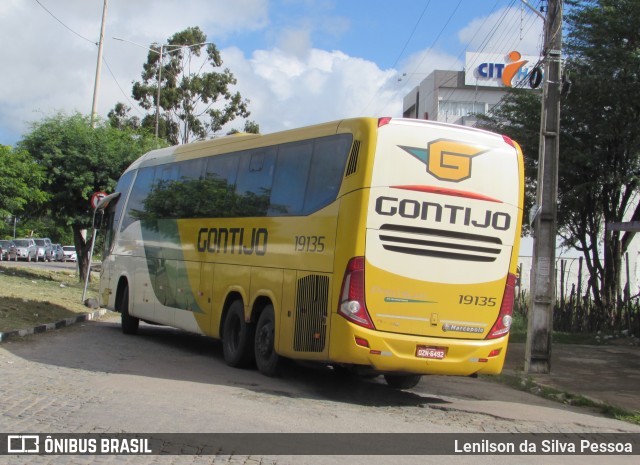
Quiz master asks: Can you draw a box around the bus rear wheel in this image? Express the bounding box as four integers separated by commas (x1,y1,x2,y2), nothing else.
255,305,280,376
384,374,422,389
222,300,255,368
119,285,139,335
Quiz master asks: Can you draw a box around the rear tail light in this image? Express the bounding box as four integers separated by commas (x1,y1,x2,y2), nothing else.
378,117,392,127
486,273,516,339
502,134,516,148
338,257,375,330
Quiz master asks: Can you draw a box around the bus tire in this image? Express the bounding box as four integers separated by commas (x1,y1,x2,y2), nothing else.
119,285,139,335
384,374,421,389
254,305,280,376
222,300,255,368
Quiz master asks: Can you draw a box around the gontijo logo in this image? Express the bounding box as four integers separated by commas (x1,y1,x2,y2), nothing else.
399,140,487,182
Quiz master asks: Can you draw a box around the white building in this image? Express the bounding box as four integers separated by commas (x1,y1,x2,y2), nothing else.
403,51,541,126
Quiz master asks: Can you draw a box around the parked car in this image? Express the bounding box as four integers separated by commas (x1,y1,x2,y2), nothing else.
51,243,64,261
62,245,77,262
34,238,53,262
0,239,17,261
14,238,38,262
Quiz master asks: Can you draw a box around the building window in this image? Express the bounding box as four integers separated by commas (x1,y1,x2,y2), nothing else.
439,101,486,117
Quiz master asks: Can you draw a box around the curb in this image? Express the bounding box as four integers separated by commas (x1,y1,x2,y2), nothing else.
0,308,110,343
500,368,640,419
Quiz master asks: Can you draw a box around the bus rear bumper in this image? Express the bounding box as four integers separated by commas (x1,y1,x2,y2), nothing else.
329,315,509,376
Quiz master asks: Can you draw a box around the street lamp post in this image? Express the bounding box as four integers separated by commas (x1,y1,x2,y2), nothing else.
113,37,163,140
155,44,164,140
113,38,215,142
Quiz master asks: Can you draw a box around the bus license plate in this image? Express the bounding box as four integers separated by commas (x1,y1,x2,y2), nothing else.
416,346,447,360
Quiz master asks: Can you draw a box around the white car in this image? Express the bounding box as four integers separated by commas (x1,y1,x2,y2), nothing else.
62,245,77,262
34,238,53,262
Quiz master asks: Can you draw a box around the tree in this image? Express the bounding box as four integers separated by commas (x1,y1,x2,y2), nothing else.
563,0,640,318
477,0,640,324
227,120,261,135
0,145,48,238
107,102,141,131
18,113,161,282
131,26,251,144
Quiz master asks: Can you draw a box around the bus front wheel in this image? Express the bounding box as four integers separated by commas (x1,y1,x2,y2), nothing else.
119,285,139,335
384,374,422,390
222,300,255,368
255,305,280,376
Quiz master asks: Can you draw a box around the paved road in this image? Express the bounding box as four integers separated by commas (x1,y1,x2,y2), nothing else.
1,313,639,465
0,259,79,273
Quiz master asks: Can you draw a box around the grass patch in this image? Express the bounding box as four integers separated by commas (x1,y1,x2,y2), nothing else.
0,265,99,333
508,314,622,345
492,371,640,426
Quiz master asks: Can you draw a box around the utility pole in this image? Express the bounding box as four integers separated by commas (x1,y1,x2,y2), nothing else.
90,0,109,128
525,0,563,374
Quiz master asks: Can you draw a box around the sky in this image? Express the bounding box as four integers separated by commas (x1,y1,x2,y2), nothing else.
0,0,545,146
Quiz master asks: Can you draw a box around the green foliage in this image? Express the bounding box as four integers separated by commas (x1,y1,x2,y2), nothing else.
107,103,141,131
227,120,261,135
17,112,161,281
19,113,159,229
130,26,251,144
0,145,48,237
478,0,640,314
562,0,640,310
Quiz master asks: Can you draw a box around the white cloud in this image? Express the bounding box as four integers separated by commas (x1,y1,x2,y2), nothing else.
223,46,399,133
458,7,544,56
276,27,313,59
0,0,269,144
0,2,545,146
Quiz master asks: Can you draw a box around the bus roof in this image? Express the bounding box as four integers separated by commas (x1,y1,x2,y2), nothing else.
123,117,511,173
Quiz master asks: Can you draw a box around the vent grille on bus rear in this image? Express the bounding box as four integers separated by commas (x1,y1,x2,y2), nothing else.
294,275,329,353
345,140,361,177
378,224,502,262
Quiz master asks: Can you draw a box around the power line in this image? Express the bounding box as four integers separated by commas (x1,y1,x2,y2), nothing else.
101,56,145,117
370,0,464,115
33,0,96,45
397,0,464,95
360,1,433,115
432,2,545,125
33,1,146,122
389,1,432,70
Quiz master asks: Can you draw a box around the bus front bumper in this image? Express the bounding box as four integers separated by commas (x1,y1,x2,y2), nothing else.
329,315,509,376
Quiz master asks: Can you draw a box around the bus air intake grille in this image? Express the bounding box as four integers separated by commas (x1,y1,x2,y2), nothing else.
294,274,329,352
345,140,360,177
378,224,502,262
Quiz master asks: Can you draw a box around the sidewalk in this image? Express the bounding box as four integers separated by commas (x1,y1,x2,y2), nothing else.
504,341,640,413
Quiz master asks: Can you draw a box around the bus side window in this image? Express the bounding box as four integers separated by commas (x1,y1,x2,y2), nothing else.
178,158,205,181
204,153,240,218
121,166,157,231
235,147,276,217
303,134,352,214
269,140,313,216
103,171,135,256
146,159,207,219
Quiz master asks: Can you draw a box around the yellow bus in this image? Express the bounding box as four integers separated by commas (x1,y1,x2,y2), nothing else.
98,117,523,389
